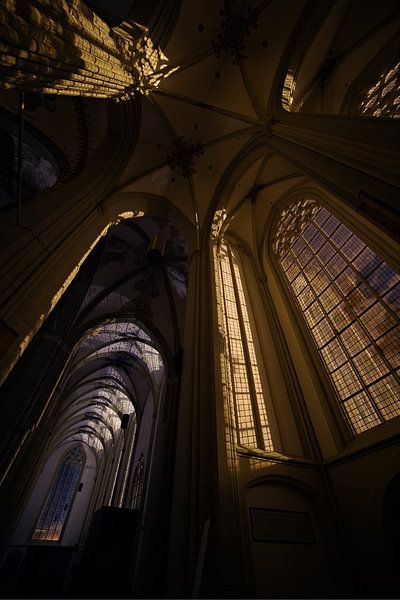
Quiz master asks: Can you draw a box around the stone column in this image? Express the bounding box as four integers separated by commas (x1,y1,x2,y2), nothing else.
167,238,248,598
0,246,100,542
131,356,183,598
166,247,202,597
0,0,145,99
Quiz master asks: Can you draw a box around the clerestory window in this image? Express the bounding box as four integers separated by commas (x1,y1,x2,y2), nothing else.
31,446,84,542
273,199,400,434
215,241,273,451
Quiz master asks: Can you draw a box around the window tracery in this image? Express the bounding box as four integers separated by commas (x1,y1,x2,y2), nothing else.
273,199,400,434
32,446,84,542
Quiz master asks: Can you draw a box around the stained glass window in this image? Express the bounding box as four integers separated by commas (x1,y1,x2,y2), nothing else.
274,199,400,434
359,61,400,118
216,242,273,450
131,454,144,510
31,446,84,542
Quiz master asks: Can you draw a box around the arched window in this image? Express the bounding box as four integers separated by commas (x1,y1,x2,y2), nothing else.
282,71,296,111
358,61,400,118
31,446,84,542
215,241,273,451
273,198,400,434
131,454,144,510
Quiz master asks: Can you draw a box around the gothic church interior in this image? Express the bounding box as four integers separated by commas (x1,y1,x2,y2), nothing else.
0,0,399,598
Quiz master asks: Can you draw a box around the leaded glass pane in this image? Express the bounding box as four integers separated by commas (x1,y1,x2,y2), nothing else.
329,302,353,333
383,287,400,315
305,257,323,282
360,303,396,338
369,375,400,419
304,301,325,328
344,393,381,433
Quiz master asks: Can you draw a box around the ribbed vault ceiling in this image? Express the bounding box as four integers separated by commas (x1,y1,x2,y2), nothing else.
50,320,164,457
113,0,399,256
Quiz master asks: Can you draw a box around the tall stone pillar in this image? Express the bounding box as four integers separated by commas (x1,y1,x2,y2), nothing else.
167,239,248,598
0,0,167,99
166,247,202,597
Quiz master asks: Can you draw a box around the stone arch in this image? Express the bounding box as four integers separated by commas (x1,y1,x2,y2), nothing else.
0,191,193,386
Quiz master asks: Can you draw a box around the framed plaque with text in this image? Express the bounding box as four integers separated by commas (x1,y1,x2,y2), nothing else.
249,507,316,544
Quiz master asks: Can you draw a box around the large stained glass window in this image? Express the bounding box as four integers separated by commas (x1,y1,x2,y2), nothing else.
32,446,84,542
359,61,400,118
216,242,273,451
274,199,400,434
